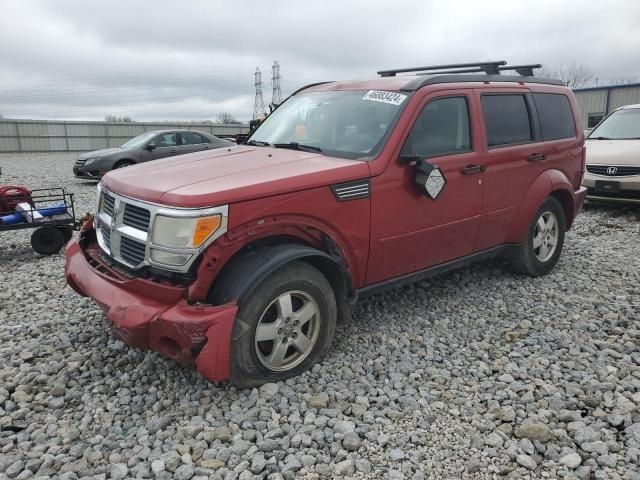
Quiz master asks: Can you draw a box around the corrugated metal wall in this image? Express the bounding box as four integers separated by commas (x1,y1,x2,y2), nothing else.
0,120,249,153
608,87,640,110
574,85,640,129
574,90,607,128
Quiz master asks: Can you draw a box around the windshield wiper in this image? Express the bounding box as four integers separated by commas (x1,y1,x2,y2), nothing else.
590,136,610,140
273,142,322,153
246,139,271,147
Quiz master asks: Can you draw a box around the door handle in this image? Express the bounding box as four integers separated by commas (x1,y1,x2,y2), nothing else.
527,153,546,162
462,164,486,175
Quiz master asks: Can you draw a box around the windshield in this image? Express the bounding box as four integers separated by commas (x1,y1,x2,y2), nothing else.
589,108,640,140
121,132,157,149
249,90,409,159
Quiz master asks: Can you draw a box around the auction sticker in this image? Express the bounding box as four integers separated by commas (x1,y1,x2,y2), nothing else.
363,90,407,105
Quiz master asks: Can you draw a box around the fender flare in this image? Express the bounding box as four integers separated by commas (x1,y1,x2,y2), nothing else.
208,243,353,316
505,169,574,243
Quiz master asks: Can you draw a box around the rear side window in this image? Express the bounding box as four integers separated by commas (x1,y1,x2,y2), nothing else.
534,93,576,140
481,94,532,147
181,132,207,145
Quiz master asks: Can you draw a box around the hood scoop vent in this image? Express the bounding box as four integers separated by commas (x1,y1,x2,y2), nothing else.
331,179,370,201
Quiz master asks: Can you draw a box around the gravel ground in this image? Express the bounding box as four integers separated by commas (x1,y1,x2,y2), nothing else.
1,153,639,480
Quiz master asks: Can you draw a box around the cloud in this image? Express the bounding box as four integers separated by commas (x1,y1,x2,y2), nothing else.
1,0,639,121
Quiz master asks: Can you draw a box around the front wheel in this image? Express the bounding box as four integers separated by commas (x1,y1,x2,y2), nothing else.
113,160,134,170
229,261,337,388
511,196,566,277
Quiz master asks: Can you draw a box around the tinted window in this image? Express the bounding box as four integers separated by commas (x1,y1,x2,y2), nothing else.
401,97,471,158
181,132,208,145
534,93,576,140
482,95,532,147
150,133,177,147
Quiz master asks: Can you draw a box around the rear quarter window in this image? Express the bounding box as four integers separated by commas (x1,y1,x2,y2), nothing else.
481,94,533,147
533,93,576,140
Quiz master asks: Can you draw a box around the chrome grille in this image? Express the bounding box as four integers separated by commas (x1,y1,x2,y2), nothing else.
96,190,148,269
586,165,640,177
120,237,146,265
123,204,151,232
102,193,115,216
94,186,228,273
74,158,88,168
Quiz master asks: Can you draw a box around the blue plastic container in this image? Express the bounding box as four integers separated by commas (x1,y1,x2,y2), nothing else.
0,212,25,225
39,205,68,217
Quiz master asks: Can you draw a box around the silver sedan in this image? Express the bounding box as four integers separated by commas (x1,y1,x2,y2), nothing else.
73,129,235,179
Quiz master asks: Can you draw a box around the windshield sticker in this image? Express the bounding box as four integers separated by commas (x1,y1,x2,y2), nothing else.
362,90,407,105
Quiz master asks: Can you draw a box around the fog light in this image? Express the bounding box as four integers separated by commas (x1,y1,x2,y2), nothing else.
150,249,190,266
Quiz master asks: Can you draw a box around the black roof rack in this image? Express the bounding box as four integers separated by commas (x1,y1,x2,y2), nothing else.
378,61,507,77
378,61,544,78
376,61,561,90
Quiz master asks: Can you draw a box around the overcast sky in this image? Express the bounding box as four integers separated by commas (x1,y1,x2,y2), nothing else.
1,0,639,122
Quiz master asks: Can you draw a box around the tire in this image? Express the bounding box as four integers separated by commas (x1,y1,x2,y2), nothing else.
31,226,65,255
511,196,566,277
57,226,74,242
228,261,337,388
113,160,134,170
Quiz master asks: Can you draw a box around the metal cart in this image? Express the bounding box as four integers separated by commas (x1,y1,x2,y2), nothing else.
0,187,78,255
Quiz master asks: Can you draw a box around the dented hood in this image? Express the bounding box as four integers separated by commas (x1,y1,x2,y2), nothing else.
101,145,370,208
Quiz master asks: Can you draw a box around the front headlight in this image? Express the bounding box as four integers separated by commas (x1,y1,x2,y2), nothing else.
84,157,101,166
152,214,223,248
148,205,228,268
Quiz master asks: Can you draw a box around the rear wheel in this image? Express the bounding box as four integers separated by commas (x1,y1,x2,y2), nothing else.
31,226,65,255
511,196,566,276
228,261,337,388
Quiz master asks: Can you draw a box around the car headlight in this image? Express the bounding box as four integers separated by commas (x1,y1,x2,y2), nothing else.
152,214,224,248
84,157,101,166
149,206,228,267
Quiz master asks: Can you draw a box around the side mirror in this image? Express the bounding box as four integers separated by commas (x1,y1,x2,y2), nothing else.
414,161,447,199
145,144,156,151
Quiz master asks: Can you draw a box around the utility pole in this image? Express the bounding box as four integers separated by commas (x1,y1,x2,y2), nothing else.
271,61,282,107
253,67,266,119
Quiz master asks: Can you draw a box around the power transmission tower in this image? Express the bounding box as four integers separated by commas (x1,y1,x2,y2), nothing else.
253,67,266,119
271,61,282,107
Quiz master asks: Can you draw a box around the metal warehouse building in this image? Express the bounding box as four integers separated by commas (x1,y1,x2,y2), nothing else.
574,83,640,129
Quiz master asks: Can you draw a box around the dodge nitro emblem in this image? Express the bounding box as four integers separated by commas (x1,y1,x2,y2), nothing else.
607,166,618,175
414,162,446,199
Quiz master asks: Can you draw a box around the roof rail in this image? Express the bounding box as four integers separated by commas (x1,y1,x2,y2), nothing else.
378,61,507,77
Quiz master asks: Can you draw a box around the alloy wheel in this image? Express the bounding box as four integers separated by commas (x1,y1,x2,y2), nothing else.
533,211,559,262
254,290,321,372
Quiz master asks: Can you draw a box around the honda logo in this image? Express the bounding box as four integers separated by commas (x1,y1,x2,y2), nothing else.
606,166,618,175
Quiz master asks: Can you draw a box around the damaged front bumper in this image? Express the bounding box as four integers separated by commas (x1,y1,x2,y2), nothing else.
64,220,238,382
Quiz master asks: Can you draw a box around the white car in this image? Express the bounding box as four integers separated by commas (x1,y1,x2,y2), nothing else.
583,104,640,203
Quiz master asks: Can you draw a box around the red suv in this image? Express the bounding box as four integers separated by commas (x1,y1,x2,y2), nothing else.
65,61,587,387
